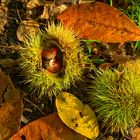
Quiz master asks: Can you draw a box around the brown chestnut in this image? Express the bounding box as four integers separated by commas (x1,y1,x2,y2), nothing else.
42,46,63,73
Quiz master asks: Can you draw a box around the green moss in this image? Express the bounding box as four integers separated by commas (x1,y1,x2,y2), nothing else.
19,22,85,99
88,60,140,135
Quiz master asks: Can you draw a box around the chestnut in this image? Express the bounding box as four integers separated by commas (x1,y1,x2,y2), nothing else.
42,46,63,73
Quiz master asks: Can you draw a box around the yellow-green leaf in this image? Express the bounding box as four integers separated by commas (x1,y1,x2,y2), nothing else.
56,92,99,140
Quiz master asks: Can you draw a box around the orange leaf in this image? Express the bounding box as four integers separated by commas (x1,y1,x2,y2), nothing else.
57,2,140,43
0,70,22,140
131,127,140,140
10,113,87,140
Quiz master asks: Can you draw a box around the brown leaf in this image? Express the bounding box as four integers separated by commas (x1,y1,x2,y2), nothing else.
57,2,140,43
0,58,18,68
79,0,95,4
0,6,8,33
102,135,114,140
10,112,87,140
41,4,68,20
16,20,40,42
99,62,112,70
131,127,140,140
0,70,22,139
26,0,46,9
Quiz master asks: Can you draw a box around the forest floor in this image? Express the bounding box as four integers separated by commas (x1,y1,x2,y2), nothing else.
0,0,140,140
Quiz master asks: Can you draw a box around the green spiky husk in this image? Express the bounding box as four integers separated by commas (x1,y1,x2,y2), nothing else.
19,22,84,99
88,60,140,135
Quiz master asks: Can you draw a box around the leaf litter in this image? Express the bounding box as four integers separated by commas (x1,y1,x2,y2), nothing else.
0,0,140,139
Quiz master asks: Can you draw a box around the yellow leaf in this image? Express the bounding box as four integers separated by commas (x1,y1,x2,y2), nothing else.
56,92,99,140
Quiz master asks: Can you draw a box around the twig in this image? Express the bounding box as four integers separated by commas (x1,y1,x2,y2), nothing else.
0,45,20,50
17,9,22,22
124,134,132,140
21,115,29,124
23,97,45,116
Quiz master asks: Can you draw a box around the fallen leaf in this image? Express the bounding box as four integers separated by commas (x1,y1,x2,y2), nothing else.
26,0,46,9
16,20,40,42
79,0,95,4
0,69,22,140
0,6,8,33
9,112,87,140
56,92,99,140
99,62,112,70
57,2,140,43
55,0,77,5
41,4,68,20
58,4,68,14
0,58,18,68
102,135,114,140
40,4,50,19
131,127,140,140
107,136,114,140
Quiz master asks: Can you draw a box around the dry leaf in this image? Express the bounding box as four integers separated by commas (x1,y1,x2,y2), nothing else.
79,0,95,4
131,127,140,140
56,92,99,140
0,58,18,68
41,3,68,20
99,62,112,70
41,3,68,19
0,6,8,33
55,0,77,5
102,135,114,140
57,4,68,15
26,0,46,9
16,20,40,42
107,136,114,140
10,112,87,140
40,4,50,19
0,70,22,140
57,2,140,43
